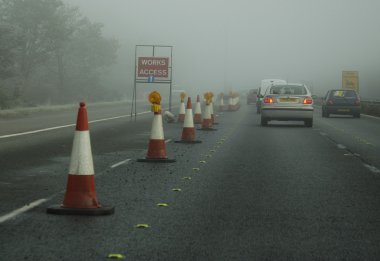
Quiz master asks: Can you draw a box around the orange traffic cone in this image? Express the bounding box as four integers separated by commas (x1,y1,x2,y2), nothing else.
138,91,176,163
210,102,219,125
193,95,202,124
218,94,225,112
198,101,217,131
178,100,185,123
175,97,202,143
47,102,114,215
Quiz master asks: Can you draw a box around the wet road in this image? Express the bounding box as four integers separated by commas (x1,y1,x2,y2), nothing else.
0,103,379,260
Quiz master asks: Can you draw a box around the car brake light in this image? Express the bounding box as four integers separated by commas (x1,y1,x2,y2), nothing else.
263,97,274,103
303,97,313,104
355,98,360,105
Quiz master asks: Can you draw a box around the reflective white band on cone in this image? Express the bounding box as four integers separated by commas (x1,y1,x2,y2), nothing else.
150,114,164,140
179,102,185,114
69,131,94,175
184,109,194,128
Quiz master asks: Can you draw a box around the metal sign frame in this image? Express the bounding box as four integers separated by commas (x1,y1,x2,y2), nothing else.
131,45,173,121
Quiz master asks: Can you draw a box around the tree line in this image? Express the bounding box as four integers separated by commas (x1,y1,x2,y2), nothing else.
0,0,119,109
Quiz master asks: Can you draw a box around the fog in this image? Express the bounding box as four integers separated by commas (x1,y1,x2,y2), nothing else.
64,0,380,99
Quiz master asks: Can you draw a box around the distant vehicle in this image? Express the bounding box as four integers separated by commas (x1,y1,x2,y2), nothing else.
246,89,258,104
322,89,361,118
257,79,287,113
261,83,314,127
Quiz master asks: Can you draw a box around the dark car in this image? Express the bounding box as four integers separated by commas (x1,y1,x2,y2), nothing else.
322,89,361,118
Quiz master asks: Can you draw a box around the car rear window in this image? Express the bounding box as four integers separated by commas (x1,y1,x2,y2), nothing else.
330,90,357,98
269,85,307,95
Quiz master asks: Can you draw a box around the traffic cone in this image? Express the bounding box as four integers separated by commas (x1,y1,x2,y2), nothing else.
175,97,202,143
138,109,176,163
210,102,219,125
198,102,217,131
178,100,185,123
193,95,202,124
47,102,114,215
218,95,225,112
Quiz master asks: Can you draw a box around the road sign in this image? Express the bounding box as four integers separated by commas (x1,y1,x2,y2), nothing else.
138,57,169,78
342,71,359,92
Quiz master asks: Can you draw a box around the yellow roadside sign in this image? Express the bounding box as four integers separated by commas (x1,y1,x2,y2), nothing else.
342,71,359,92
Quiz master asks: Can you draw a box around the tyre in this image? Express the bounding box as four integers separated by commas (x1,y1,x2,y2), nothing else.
305,119,313,127
261,117,268,126
353,113,361,118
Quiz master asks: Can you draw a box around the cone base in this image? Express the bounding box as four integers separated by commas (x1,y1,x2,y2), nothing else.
197,128,217,131
47,205,114,216
137,158,176,163
174,140,202,144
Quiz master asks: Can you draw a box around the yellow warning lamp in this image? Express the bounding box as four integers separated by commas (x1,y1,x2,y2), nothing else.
148,91,161,112
180,92,187,102
204,92,212,105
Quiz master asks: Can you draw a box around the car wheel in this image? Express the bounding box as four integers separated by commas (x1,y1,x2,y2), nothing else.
261,117,268,126
353,113,361,118
305,119,313,127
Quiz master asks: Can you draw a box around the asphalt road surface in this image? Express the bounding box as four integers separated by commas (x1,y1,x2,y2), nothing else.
0,102,379,260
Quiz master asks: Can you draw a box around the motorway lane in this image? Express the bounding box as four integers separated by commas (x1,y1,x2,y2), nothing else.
0,104,380,260
313,106,380,172
0,101,155,136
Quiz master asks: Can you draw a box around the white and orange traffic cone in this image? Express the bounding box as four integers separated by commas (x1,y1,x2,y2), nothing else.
193,95,202,124
218,93,225,112
47,102,114,215
138,91,176,163
210,101,219,125
177,92,186,123
175,97,202,143
198,92,217,131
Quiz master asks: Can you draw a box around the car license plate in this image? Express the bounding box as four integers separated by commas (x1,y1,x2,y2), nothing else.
279,98,298,103
337,109,350,112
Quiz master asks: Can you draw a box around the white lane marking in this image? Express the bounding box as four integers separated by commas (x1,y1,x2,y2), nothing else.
165,139,172,143
0,198,48,224
362,114,380,120
0,124,76,139
363,164,380,174
0,111,151,139
320,132,327,136
110,159,131,169
337,144,346,149
0,182,12,185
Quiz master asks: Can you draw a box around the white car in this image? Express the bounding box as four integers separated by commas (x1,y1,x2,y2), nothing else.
260,84,314,127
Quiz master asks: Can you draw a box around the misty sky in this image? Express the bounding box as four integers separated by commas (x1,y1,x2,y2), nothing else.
64,0,380,98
